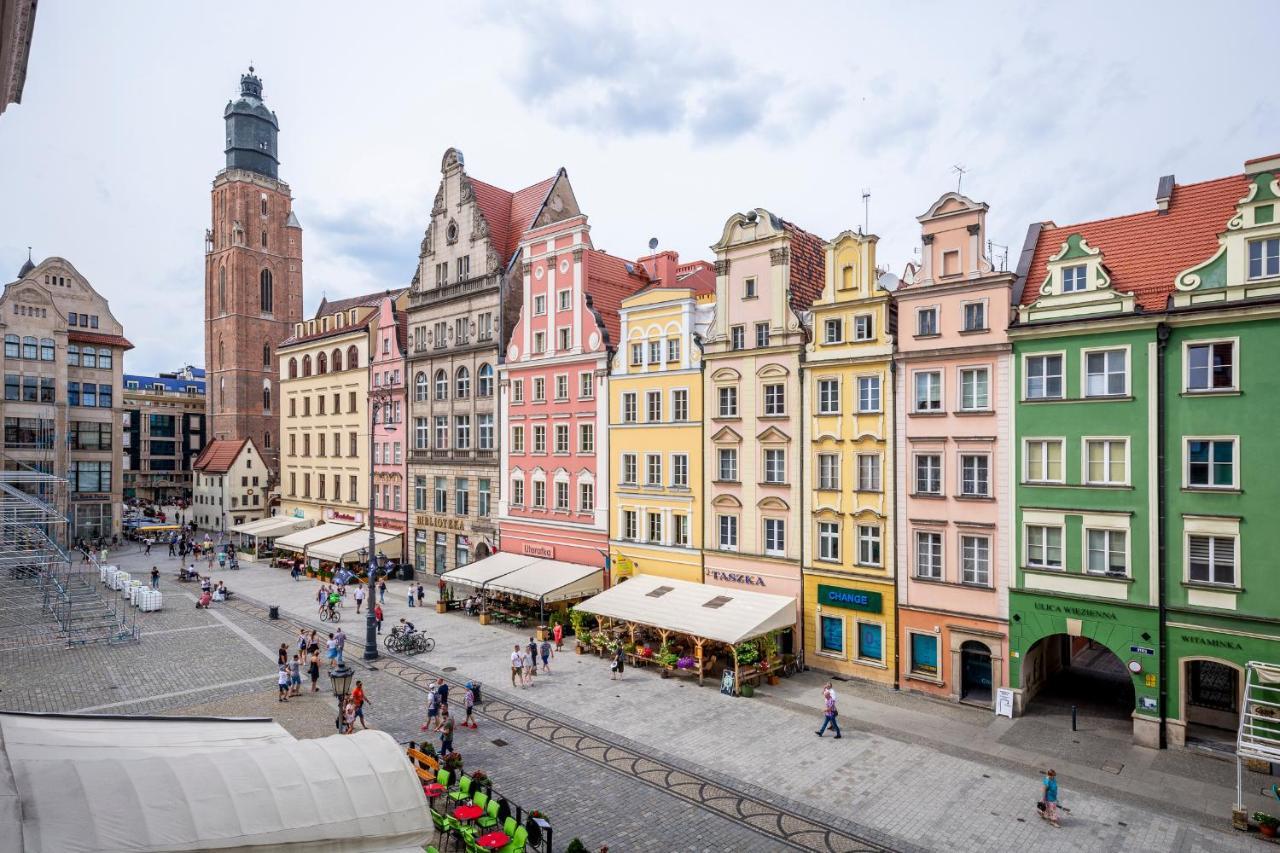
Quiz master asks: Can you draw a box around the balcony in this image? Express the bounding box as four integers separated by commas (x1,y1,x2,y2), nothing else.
408,448,498,466
408,274,497,308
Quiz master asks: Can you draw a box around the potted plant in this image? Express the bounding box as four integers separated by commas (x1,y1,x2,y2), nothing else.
1255,812,1279,838
676,655,696,671
761,633,781,685
656,645,678,669
441,750,463,777
564,839,587,853
470,769,489,794
734,642,760,667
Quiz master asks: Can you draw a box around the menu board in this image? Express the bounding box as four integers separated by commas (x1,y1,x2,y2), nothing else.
720,668,736,696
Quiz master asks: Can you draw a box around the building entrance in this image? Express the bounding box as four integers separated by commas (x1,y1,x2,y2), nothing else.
959,640,993,706
1022,634,1135,722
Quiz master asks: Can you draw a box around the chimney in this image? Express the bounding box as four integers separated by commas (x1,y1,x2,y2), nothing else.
1155,174,1175,214
638,250,679,287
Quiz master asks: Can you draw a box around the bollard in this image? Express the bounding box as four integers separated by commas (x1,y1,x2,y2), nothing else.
1071,705,1077,731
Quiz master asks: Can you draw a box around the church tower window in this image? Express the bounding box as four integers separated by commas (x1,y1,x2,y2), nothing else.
260,268,273,312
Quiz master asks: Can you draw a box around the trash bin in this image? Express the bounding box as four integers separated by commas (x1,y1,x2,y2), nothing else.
269,605,279,620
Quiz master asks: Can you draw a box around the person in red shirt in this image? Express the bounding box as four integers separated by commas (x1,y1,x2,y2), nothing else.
351,680,370,730
373,603,384,633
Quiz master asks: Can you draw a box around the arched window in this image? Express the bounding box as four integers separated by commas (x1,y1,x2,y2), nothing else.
260,196,268,216
288,357,298,379
22,336,37,359
434,369,447,401
316,352,327,374
218,265,226,312
347,345,359,369
40,338,54,361
259,268,273,312
332,348,343,372
264,431,272,449
262,343,271,368
82,345,98,368
415,372,428,401
477,363,494,397
302,355,312,377
263,383,272,413
456,366,471,399
261,229,268,249
216,341,222,369
3,335,18,358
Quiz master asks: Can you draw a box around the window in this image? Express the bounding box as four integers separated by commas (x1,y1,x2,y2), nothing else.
579,481,594,512
672,453,688,486
1248,237,1279,280
622,392,638,423
259,268,273,312
477,364,494,397
555,374,568,400
730,325,745,350
857,525,882,566
672,389,688,421
510,478,525,507
455,415,471,449
916,307,938,336
630,343,643,366
478,312,493,341
512,379,524,403
558,327,572,351
533,480,546,509
415,417,429,449
857,376,881,413
3,335,16,358
1086,529,1127,576
856,454,881,492
755,322,770,348
510,425,525,453
1085,439,1127,485
478,479,491,516
533,332,546,354
1026,525,1063,569
666,338,680,363
622,510,638,541
763,448,786,484
961,536,990,585
434,416,448,449
557,289,571,311
40,338,54,361
645,454,661,485
852,314,874,341
817,378,840,414
555,481,570,511
533,377,545,401
478,414,494,450
456,366,471,399
744,277,756,299
578,423,594,453
533,294,546,315
434,370,447,400
717,448,738,482
1189,535,1236,586
1186,438,1236,489
959,368,989,411
823,318,843,344
646,511,662,542
763,383,785,416
913,371,941,412
818,454,840,490
914,454,942,495
532,425,546,454
718,386,738,417
82,345,97,368
1025,354,1064,399
1186,341,1235,391
674,514,689,546
1062,264,1087,293
579,371,594,398
910,633,940,678
818,521,840,562
621,453,637,485
646,390,661,422
456,255,471,281
819,615,844,656
764,518,786,556
1085,349,1127,397
963,302,986,331
554,424,569,454
1025,439,1064,483
915,531,942,579
647,341,661,364
960,454,989,497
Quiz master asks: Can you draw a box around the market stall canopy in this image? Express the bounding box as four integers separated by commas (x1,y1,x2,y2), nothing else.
306,527,401,563
273,521,358,554
230,516,312,538
440,552,541,589
485,558,604,603
0,712,432,853
575,574,797,646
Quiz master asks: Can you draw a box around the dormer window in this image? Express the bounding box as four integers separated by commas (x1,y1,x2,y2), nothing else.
1062,264,1088,293
1248,238,1279,280
334,313,344,328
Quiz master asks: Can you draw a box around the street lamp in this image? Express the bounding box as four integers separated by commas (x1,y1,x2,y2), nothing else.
328,663,354,732
364,387,394,663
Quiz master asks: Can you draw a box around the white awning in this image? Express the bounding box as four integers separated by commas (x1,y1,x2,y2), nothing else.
486,559,604,603
231,516,312,538
307,527,401,563
441,552,541,590
575,574,797,645
0,712,432,853
273,521,358,554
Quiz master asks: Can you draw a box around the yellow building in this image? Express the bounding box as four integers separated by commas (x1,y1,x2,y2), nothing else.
801,231,897,685
608,255,715,584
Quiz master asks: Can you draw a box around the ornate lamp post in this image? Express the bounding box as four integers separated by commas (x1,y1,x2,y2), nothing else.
328,663,354,732
364,387,394,663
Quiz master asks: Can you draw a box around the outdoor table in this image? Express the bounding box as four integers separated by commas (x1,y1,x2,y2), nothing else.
421,782,445,799
476,830,509,849
453,804,483,822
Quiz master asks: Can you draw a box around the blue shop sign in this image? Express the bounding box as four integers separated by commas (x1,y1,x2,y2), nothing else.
818,584,882,614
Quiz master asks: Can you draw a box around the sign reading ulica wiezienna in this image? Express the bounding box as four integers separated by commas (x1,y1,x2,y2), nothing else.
818,584,882,614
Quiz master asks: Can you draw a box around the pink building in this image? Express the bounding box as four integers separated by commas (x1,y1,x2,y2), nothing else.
371,295,409,562
497,173,648,570
892,193,1016,706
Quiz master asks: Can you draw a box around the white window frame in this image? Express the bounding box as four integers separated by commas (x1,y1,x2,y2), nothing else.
1182,338,1239,393
957,366,991,412
1082,437,1130,486
1082,346,1130,398
961,299,988,332
717,385,738,418
763,518,786,557
817,520,840,563
913,452,943,496
1084,526,1129,577
856,524,882,567
1183,436,1239,490
717,448,738,482
1184,517,1240,588
914,530,943,580
912,370,943,413
1023,351,1066,401
960,534,991,586
1023,437,1066,485
852,314,874,341
671,388,689,421
817,453,840,490
718,514,739,551
822,317,843,344
1248,236,1280,280
1061,263,1088,293
959,452,990,497
915,305,939,336
762,383,786,416
621,453,637,485
857,375,882,413
763,448,786,484
817,377,840,414
1025,522,1065,571
856,453,882,492
671,453,689,487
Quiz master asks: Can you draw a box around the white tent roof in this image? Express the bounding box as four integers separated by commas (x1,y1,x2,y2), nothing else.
441,552,540,589
575,574,797,645
486,559,604,603
307,528,401,563
273,521,358,554
0,713,431,853
230,516,311,538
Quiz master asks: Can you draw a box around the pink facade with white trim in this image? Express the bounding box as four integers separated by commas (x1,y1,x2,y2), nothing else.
371,295,408,561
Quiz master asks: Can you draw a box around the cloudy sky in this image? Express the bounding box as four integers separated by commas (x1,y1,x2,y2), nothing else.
2,1,1275,374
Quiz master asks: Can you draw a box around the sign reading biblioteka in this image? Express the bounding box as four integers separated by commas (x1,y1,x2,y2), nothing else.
818,584,882,613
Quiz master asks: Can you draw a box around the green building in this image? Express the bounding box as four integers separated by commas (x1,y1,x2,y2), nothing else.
1008,155,1280,749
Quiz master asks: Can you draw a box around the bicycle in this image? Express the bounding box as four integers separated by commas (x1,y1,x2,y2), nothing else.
320,607,340,623
383,627,434,654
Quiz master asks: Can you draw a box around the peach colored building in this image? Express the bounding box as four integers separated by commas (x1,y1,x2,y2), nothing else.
892,193,1016,707
370,296,408,561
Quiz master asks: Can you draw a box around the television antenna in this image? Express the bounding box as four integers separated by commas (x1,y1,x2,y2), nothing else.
861,188,871,235
952,164,967,193
987,239,1009,272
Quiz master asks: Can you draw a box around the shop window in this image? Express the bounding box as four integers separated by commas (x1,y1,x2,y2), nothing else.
857,622,883,662
910,633,940,678
819,615,844,656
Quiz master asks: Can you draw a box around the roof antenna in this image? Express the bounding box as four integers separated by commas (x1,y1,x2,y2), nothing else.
952,164,967,193
861,188,871,235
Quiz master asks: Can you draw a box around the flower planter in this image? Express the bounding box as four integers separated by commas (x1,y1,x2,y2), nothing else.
478,613,491,626
1262,824,1278,839
574,644,585,655
535,626,550,642
436,601,447,614
767,674,781,686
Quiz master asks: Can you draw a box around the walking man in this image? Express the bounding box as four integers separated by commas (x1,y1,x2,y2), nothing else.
815,683,842,738
463,681,477,729
438,708,454,756
1040,769,1062,828
150,566,159,590
407,585,415,607
540,637,552,673
354,583,365,614
373,603,384,633
421,684,440,732
351,679,370,730
378,578,387,604
511,644,523,688
333,627,347,666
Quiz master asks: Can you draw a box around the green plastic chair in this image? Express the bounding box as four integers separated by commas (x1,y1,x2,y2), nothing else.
436,769,450,788
429,808,447,836
448,775,472,803
472,790,488,812
499,825,528,853
425,846,440,853
501,816,517,837
476,799,499,830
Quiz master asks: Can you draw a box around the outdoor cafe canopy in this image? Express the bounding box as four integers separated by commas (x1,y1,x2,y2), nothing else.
272,521,358,554
229,516,312,538
440,552,541,590
484,558,604,604
574,574,797,646
306,527,402,564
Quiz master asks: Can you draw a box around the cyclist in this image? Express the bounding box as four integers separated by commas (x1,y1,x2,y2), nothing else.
398,617,417,637
326,589,341,620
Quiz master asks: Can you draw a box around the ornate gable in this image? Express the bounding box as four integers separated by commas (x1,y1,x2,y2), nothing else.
1019,232,1133,322
1174,166,1280,306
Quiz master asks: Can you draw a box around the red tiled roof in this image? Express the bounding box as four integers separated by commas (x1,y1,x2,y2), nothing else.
470,174,559,265
585,250,653,345
68,330,134,350
282,289,405,347
675,261,717,295
781,221,827,311
192,438,248,474
1022,174,1246,312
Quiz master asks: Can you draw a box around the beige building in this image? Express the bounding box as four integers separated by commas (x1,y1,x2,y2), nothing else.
2,255,130,542
192,438,266,531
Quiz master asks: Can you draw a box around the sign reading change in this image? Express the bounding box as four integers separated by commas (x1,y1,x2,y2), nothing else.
818,584,883,614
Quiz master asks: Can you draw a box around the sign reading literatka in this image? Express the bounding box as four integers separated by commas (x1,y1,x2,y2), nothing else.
523,543,554,559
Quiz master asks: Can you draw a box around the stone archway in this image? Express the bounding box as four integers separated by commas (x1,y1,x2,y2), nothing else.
1178,656,1244,747
1022,634,1135,723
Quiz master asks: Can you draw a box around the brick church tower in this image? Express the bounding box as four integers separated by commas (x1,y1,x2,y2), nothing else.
204,67,303,477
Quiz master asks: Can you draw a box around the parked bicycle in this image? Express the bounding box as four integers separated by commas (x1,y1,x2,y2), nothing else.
383,626,434,654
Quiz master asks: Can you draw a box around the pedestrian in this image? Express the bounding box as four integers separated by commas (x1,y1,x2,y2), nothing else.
510,644,523,688
351,679,370,729
435,677,449,709
144,537,152,555
438,708,454,755
150,566,159,590
416,583,425,607
373,603,384,633
278,643,289,667
611,644,624,681
308,648,321,692
342,700,356,735
421,684,440,731
297,628,308,658
326,633,338,669
277,665,290,702
289,654,302,697
463,682,477,729
378,578,387,604
168,538,176,557
521,647,534,687
815,683,841,739
354,584,365,614
553,621,564,652
334,627,347,665
1039,769,1062,827
317,585,327,612
526,637,538,678
540,637,552,673
407,585,415,607
307,629,319,656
